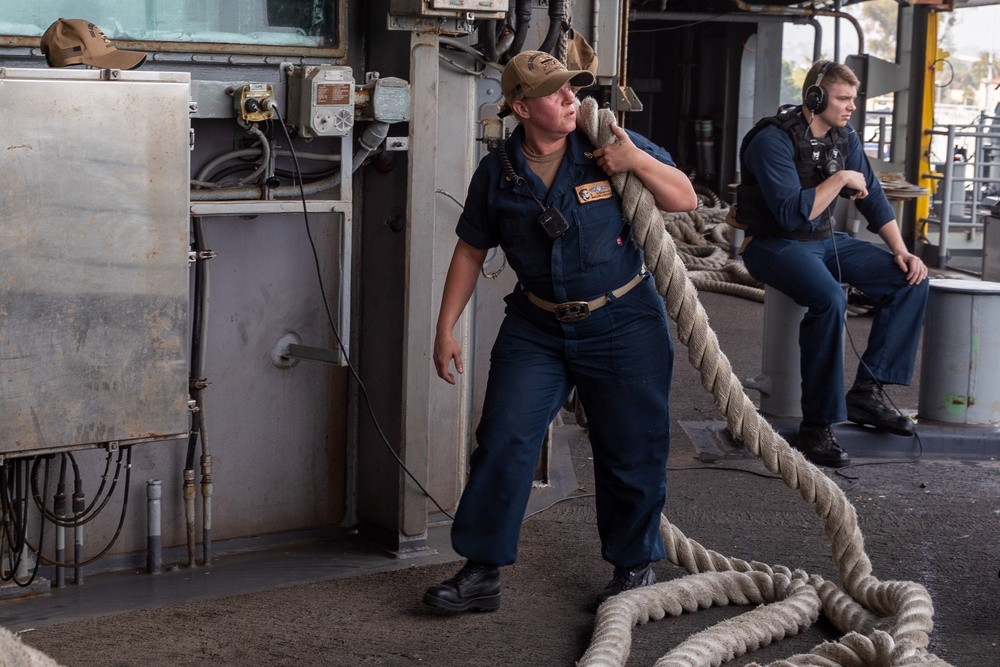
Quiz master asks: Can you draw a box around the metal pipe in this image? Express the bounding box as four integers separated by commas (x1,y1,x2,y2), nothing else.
14,544,32,581
187,215,213,567
633,6,864,54
878,115,888,161
592,0,601,58
54,460,66,588
74,523,83,585
194,148,341,185
189,220,213,574
972,117,985,229
834,0,842,62
438,37,504,72
147,480,162,574
184,468,196,567
939,125,957,269
55,523,65,587
808,17,823,62
925,174,1000,187
236,125,271,186
201,450,212,566
190,121,388,201
926,129,1000,140
631,10,821,27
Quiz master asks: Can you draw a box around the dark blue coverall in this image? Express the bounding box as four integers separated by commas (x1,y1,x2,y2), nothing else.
739,111,929,425
451,123,674,569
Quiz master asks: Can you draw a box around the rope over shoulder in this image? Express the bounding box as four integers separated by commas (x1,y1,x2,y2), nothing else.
574,97,945,667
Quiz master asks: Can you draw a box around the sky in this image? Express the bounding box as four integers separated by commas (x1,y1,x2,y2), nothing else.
783,4,1000,65
945,4,1000,60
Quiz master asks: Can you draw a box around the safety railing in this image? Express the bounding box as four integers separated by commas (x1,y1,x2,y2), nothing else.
924,113,1000,269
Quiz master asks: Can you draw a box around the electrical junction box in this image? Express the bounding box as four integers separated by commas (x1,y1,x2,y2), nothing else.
368,76,410,123
236,83,275,123
0,68,191,455
389,0,506,18
287,65,355,139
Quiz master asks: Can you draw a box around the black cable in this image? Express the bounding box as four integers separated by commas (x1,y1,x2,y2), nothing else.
29,446,134,569
931,58,954,89
0,457,48,586
268,102,455,521
30,450,120,527
0,460,26,582
667,464,782,480
828,206,924,470
523,492,595,521
19,456,49,587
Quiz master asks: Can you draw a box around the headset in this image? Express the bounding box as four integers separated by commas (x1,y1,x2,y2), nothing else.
804,60,835,114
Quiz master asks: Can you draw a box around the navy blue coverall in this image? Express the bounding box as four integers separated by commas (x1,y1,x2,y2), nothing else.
739,111,929,425
451,123,674,569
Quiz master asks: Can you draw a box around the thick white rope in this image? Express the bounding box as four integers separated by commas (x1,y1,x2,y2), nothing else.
0,626,63,667
575,97,947,667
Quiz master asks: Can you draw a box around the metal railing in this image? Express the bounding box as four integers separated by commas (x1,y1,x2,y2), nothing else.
862,109,893,162
924,112,1000,269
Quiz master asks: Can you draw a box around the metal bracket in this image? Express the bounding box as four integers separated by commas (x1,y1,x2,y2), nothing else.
387,14,474,35
611,86,644,113
271,330,341,367
385,137,409,151
188,250,218,263
281,343,342,366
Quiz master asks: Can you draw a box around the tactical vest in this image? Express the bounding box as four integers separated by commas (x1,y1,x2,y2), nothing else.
735,105,849,240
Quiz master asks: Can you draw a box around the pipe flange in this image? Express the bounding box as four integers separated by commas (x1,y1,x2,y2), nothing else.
271,332,302,369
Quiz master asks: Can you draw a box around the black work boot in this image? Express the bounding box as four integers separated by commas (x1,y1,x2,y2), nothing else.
423,561,500,613
595,563,656,607
846,379,916,436
796,424,851,468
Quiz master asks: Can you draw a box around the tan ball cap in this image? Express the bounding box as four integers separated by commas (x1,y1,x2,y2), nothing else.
40,18,146,70
501,50,595,106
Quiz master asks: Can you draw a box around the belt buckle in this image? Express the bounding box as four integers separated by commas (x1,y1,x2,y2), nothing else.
554,301,590,322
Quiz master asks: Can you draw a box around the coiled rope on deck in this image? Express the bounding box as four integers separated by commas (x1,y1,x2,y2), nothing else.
662,208,765,303
575,98,948,667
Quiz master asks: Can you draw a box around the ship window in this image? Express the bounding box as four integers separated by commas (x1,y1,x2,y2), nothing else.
0,0,339,52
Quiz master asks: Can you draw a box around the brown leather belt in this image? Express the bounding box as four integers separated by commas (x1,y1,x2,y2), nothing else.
523,271,646,323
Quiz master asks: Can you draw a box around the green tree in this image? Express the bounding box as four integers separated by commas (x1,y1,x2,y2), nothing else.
856,0,898,61
779,59,801,105
971,50,996,86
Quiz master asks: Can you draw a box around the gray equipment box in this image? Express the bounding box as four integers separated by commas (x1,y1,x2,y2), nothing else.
0,67,192,456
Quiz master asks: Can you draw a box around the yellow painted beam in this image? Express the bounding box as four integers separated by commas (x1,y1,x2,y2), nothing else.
916,12,941,239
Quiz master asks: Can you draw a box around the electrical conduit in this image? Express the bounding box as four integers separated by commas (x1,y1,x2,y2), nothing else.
189,122,388,201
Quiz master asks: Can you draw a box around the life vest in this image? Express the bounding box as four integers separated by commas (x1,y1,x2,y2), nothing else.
734,105,849,240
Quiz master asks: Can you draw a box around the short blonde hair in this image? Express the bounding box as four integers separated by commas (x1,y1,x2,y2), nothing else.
801,60,859,101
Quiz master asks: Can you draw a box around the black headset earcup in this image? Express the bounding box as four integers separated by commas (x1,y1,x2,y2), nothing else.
804,84,827,113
